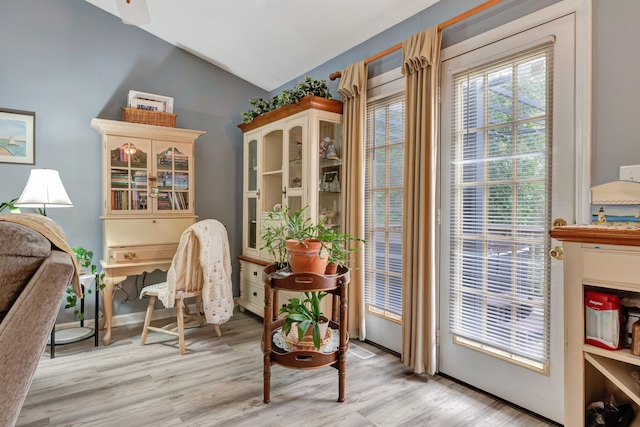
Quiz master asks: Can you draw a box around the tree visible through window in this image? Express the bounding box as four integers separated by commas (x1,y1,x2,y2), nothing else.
448,45,553,370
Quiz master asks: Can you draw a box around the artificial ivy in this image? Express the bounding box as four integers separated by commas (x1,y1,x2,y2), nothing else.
241,76,333,123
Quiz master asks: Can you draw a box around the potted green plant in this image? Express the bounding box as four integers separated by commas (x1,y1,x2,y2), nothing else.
66,246,105,320
316,226,365,275
280,291,329,350
241,76,333,124
260,205,329,274
0,197,20,213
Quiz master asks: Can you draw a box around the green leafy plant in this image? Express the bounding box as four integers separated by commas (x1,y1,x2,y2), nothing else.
260,205,325,269
66,246,105,320
241,76,333,123
0,197,20,213
316,226,365,268
279,291,329,350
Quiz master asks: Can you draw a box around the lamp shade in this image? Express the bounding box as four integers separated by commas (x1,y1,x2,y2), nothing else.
15,169,73,209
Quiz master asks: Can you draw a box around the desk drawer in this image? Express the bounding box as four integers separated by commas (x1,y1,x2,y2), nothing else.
244,281,265,308
103,217,195,247
108,244,177,264
244,261,265,285
583,248,640,286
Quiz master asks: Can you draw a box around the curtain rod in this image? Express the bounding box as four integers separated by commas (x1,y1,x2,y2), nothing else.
328,0,504,81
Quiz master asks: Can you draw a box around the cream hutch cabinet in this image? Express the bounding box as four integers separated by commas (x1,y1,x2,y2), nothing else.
550,226,640,425
237,96,343,316
91,118,205,345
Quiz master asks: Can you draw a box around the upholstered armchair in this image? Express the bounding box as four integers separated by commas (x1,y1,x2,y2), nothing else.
0,215,77,426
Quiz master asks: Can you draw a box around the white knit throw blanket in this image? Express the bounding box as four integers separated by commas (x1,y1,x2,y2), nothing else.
158,219,234,325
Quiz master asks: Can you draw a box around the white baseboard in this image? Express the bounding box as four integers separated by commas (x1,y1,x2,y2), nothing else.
56,299,240,330
56,306,187,330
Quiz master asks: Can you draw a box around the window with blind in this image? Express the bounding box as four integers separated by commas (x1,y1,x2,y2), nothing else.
364,93,405,321
448,45,553,371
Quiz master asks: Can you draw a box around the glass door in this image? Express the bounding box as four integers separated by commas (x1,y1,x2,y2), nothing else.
317,120,343,229
245,136,259,254
107,135,150,214
154,141,192,213
259,129,284,260
438,16,575,423
286,122,304,213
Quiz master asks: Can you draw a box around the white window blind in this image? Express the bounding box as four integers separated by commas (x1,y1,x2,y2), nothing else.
364,92,405,320
448,44,553,367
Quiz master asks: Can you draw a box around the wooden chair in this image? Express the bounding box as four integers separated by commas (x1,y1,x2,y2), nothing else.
139,223,223,354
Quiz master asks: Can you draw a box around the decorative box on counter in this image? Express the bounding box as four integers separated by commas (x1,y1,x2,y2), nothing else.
591,180,640,225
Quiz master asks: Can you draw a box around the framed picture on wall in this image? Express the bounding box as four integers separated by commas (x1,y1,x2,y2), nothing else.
0,109,35,165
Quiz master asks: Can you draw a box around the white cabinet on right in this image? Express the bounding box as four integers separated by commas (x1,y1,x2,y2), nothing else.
551,226,640,426
237,95,343,317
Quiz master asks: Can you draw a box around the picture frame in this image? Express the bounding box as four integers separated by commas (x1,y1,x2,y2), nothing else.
127,90,174,113
322,170,339,192
0,109,35,165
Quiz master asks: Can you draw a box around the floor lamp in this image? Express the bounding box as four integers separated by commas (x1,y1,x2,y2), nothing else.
15,168,74,358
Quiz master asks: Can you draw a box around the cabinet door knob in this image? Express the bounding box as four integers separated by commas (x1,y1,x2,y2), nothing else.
253,271,258,276
253,291,258,297
124,252,136,260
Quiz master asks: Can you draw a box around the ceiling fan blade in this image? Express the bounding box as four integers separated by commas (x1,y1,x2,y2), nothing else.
115,0,150,25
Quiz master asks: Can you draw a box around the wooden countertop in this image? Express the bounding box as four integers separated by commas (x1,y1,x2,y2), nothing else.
549,225,640,246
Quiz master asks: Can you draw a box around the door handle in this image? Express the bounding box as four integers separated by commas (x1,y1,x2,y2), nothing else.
549,246,563,260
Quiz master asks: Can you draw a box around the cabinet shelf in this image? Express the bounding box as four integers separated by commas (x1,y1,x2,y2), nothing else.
585,352,640,406
320,158,342,167
262,170,282,176
585,344,640,366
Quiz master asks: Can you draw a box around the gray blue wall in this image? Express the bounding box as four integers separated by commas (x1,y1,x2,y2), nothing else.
592,0,640,185
0,0,267,321
1,0,634,323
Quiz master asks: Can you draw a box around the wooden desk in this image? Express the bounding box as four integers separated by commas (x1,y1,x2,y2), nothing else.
99,259,172,345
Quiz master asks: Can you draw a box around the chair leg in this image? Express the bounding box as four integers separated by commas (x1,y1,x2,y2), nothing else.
196,295,205,327
140,295,156,346
214,324,222,337
177,296,186,355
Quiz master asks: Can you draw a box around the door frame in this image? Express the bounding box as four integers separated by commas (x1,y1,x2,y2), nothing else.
435,0,591,423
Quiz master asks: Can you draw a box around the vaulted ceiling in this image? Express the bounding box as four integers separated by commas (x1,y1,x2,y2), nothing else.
83,0,440,91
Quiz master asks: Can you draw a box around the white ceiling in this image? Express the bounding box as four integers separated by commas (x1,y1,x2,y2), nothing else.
83,0,440,92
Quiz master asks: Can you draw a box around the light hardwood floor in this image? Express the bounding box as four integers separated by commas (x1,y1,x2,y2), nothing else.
18,309,556,427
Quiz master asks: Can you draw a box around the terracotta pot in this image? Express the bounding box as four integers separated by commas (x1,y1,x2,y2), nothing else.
325,262,338,275
285,238,328,274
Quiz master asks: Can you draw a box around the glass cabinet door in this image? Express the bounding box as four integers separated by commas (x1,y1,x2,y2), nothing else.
261,129,283,214
154,142,192,212
107,135,151,214
248,138,258,192
245,136,259,252
317,120,343,229
288,125,303,192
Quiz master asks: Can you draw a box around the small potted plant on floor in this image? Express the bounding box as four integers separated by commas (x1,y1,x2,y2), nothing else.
66,246,105,320
280,291,330,351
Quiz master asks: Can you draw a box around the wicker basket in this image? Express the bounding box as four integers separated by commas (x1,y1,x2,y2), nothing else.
282,326,332,352
121,107,176,127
